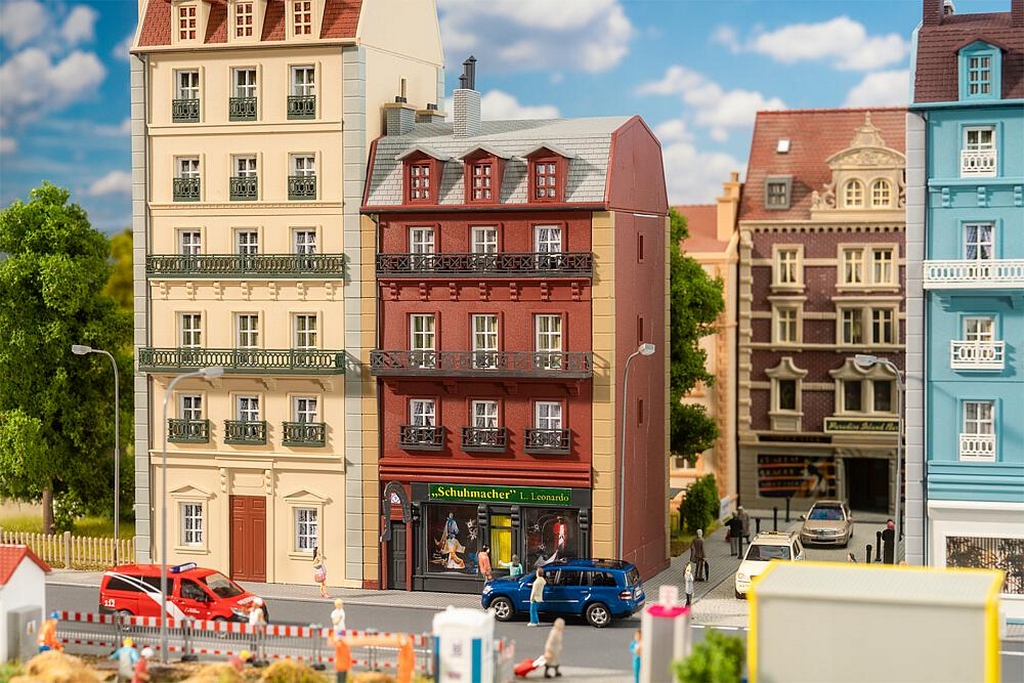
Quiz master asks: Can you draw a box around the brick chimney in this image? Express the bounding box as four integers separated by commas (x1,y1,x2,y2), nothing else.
452,56,481,139
923,0,944,25
416,103,445,124
383,98,416,136
1012,0,1024,28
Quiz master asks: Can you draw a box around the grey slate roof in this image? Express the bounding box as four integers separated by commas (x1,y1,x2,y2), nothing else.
364,117,632,207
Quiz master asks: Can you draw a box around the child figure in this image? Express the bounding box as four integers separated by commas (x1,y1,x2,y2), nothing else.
132,646,153,683
630,629,642,683
684,563,694,607
331,598,347,638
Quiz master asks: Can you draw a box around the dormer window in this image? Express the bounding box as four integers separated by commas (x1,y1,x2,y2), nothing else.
471,162,492,201
765,176,792,210
399,148,446,205
409,163,432,201
178,4,198,41
533,158,558,200
968,55,991,95
959,42,1001,101
870,179,891,208
843,179,864,208
292,0,313,36
234,1,254,38
460,147,509,204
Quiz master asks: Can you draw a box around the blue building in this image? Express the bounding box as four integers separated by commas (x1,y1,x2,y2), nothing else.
907,0,1024,620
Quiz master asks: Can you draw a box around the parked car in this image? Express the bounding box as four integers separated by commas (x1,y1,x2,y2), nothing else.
481,558,645,628
798,500,854,547
734,530,804,599
99,562,267,622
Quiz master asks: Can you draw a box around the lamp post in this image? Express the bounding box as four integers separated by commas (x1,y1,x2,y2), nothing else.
71,345,121,564
854,353,904,561
618,343,656,561
160,366,223,662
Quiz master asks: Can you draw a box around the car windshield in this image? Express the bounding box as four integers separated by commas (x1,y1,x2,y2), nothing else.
745,544,792,561
809,507,844,521
202,572,244,598
625,567,641,587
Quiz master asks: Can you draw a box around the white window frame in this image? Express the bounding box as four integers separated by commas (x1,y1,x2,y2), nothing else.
179,230,201,255
293,229,317,254
180,313,202,347
410,398,435,427
472,400,499,428
294,507,318,552
472,226,497,254
472,314,499,368
843,179,864,208
293,396,319,423
870,179,891,208
294,314,318,348
233,68,256,98
291,154,316,177
534,225,562,253
181,502,204,546
236,313,260,348
964,316,995,342
410,314,435,368
176,70,200,100
233,1,254,38
178,157,200,179
237,395,260,422
964,222,994,261
964,127,995,152
180,394,203,420
235,229,258,255
535,401,563,430
291,66,315,96
409,227,435,254
960,400,996,462
535,314,562,370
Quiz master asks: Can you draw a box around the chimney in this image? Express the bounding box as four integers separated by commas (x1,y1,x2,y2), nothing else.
923,0,943,25
452,56,481,139
383,99,416,136
716,172,742,243
1013,0,1024,28
416,103,445,124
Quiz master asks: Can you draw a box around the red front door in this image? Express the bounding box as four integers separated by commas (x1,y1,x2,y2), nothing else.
230,495,266,582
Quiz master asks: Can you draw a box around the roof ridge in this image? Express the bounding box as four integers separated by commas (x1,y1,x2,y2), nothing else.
755,107,908,117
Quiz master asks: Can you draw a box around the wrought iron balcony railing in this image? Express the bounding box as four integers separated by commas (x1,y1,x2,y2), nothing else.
461,427,508,452
959,433,995,461
288,175,317,200
229,97,257,121
172,99,200,122
399,425,445,451
139,347,345,374
376,252,593,278
923,260,1024,289
287,95,316,119
147,253,345,278
282,421,326,447
370,350,593,379
230,176,258,200
524,428,571,455
167,418,210,443
950,340,1005,371
225,420,267,445
173,177,201,202
960,149,996,177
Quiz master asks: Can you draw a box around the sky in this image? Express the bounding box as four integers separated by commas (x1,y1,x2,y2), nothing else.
0,0,1012,234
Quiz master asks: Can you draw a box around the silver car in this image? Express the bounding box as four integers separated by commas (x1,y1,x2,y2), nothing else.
799,500,853,547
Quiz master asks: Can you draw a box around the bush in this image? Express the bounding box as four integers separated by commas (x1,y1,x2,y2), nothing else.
673,630,745,683
259,659,327,682
679,475,719,535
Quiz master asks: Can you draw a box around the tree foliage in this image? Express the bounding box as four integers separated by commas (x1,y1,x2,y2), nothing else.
673,629,745,683
669,208,725,459
0,183,133,531
103,228,133,311
680,474,720,535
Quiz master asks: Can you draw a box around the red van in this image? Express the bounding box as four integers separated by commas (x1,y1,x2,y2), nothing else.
99,562,267,622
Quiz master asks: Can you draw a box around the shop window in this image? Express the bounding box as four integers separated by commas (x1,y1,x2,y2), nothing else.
490,514,514,577
524,508,579,570
427,504,476,574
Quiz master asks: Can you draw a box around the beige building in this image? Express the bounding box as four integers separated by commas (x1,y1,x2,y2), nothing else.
130,0,443,587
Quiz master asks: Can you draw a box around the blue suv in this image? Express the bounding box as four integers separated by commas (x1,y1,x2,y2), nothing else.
481,558,645,628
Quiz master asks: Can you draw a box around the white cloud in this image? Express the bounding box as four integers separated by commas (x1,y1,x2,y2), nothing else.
660,134,744,205
710,25,740,53
61,5,99,46
86,170,132,196
844,69,910,107
740,17,909,71
653,119,693,145
0,48,106,124
0,137,16,154
439,0,634,73
113,32,135,60
0,0,48,50
443,90,560,121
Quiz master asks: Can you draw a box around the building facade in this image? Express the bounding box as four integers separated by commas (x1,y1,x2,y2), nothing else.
737,109,907,516
129,0,443,587
363,75,670,592
907,0,1024,617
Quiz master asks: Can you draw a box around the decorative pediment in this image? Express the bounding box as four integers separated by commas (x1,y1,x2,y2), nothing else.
824,113,906,170
283,488,328,504
830,357,897,381
765,356,807,380
811,113,906,214
170,484,213,500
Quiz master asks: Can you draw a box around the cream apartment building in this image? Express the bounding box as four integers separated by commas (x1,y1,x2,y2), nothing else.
130,0,443,587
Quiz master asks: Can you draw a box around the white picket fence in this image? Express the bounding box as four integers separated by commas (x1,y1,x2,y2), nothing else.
0,528,133,569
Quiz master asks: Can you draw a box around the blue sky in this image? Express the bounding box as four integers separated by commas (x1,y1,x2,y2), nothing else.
0,0,1011,233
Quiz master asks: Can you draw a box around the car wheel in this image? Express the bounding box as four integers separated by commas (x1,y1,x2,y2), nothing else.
489,597,514,622
116,610,133,632
735,590,743,600
585,602,611,628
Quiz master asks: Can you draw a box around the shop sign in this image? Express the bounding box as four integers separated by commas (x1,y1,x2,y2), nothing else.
428,483,573,506
824,417,899,433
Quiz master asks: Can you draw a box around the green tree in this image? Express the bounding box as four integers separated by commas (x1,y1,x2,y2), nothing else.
0,183,133,532
103,228,133,311
674,629,745,683
669,208,725,461
680,474,719,534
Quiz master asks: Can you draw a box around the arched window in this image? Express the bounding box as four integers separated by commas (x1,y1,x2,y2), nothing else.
843,179,864,208
871,179,891,207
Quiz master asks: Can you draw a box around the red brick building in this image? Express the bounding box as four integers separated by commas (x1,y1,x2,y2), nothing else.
362,70,669,592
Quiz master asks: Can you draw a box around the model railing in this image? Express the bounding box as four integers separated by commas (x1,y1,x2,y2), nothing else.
224,420,267,445
147,253,345,278
524,428,571,454
288,175,317,200
461,427,508,452
960,149,996,177
229,96,257,121
172,98,200,123
287,95,316,119
282,421,326,447
923,260,1024,289
958,433,995,461
950,340,1005,371
370,350,593,378
173,177,201,202
376,252,592,277
230,175,258,200
139,347,345,374
399,425,445,451
167,418,211,443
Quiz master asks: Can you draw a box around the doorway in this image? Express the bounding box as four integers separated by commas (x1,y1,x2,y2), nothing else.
230,495,266,581
387,521,407,590
844,458,889,513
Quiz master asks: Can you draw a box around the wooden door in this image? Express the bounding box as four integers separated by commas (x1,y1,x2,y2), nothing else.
387,521,407,590
230,495,266,581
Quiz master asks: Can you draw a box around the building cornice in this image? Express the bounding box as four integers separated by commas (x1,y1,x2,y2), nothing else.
740,221,905,234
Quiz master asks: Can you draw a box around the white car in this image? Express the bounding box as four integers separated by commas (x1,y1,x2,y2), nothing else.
734,530,804,599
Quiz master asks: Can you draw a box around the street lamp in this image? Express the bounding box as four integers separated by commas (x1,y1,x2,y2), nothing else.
160,366,223,662
854,353,904,562
71,345,121,565
618,343,656,560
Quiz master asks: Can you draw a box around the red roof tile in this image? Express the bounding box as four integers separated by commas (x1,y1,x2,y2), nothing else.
674,204,729,252
137,0,171,47
321,0,362,39
0,544,51,586
739,108,907,222
262,0,286,41
206,0,228,44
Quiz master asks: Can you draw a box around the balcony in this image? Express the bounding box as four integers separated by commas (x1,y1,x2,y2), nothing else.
461,427,508,453
376,252,593,278
225,420,267,445
147,253,345,278
287,95,316,120
173,177,201,202
288,175,317,200
950,341,1006,371
230,176,258,201
370,350,593,379
167,418,210,443
960,149,996,177
923,260,1024,290
172,99,200,123
229,97,257,121
399,425,444,451
524,428,571,455
959,433,995,461
138,347,345,374
282,421,326,447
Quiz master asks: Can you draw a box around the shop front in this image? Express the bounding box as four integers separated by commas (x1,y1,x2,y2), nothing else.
399,482,591,594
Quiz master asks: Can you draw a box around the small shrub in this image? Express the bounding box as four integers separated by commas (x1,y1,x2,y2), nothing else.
259,659,327,682
679,475,719,534
673,630,745,683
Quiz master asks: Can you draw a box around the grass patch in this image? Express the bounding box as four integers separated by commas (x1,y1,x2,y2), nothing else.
0,512,135,539
670,520,721,557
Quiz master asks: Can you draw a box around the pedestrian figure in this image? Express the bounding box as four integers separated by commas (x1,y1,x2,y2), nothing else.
331,598,347,638
248,597,266,661
881,519,896,564
37,611,63,652
630,629,642,683
847,552,857,563
737,506,751,543
528,567,546,626
499,553,523,578
727,514,743,557
313,546,329,598
110,637,139,683
543,617,565,678
689,529,706,581
330,632,353,683
684,563,694,607
396,634,415,683
478,545,493,581
132,646,153,683
229,650,251,672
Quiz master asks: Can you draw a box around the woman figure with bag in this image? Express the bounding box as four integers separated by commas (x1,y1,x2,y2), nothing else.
313,546,329,598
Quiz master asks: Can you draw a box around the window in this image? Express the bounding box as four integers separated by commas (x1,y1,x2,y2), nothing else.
237,396,260,421
231,156,257,200
767,357,806,430
408,163,432,202
472,226,497,254
834,372,895,416
180,314,202,347
294,229,317,254
535,314,562,369
230,68,257,120
178,157,200,179
840,247,895,287
774,306,799,344
964,223,994,260
288,66,316,119
176,71,200,100
295,508,318,552
842,248,864,285
292,0,312,35
872,249,895,285
841,309,863,345
289,155,316,199
774,247,801,287
294,396,318,423
410,226,434,254
872,309,894,345
964,127,995,152
964,316,995,342
293,155,315,177
968,55,991,95
843,179,864,208
410,314,435,368
235,229,258,256
960,401,995,462
870,180,891,208
178,4,197,40
181,503,204,546
765,177,791,210
961,127,996,177
838,306,897,345
471,162,493,201
179,230,201,255
535,225,562,252
294,314,317,348
410,399,435,427
236,314,259,348
960,44,1001,101
472,314,498,368
777,379,797,411
234,1,254,37
175,157,201,200
472,400,498,428
535,401,562,430
532,159,558,200
873,380,892,412
843,380,862,412
180,395,203,420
